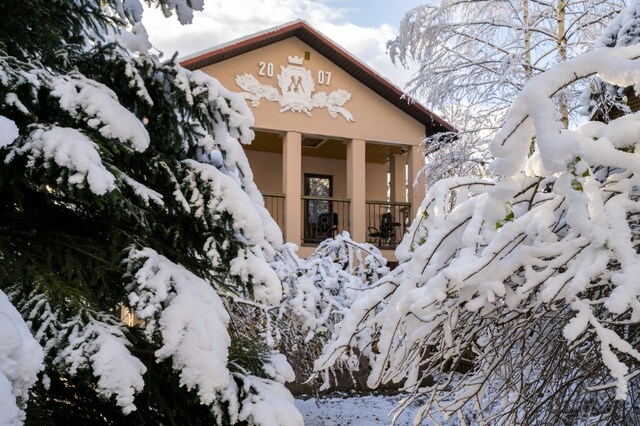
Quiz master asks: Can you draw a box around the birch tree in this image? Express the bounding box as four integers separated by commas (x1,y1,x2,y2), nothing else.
391,0,625,183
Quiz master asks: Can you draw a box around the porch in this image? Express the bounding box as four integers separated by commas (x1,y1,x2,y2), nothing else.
263,194,411,250
249,130,424,260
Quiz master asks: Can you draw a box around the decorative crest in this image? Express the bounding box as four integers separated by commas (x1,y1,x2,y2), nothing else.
235,55,354,122
287,55,304,65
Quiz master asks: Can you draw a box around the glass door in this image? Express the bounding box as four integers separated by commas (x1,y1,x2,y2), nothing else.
304,174,333,242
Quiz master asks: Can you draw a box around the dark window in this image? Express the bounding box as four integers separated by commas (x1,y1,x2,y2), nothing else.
304,174,334,242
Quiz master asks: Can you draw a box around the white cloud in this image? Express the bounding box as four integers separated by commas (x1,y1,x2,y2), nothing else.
313,22,416,89
142,0,417,88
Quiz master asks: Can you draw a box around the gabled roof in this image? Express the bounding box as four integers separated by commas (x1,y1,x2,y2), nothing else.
180,20,454,134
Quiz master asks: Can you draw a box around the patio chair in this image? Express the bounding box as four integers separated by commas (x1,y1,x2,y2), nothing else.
368,212,399,246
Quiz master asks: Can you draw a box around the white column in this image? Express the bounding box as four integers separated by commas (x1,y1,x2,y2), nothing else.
347,138,366,242
389,153,407,203
283,131,302,246
407,144,425,218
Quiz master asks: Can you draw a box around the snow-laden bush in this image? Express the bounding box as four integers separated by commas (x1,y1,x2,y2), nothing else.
318,7,640,425
0,1,300,424
271,233,388,391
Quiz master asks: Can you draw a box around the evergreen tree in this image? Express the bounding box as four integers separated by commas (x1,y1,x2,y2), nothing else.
0,1,300,424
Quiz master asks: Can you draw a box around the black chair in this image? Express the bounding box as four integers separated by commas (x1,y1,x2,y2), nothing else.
316,212,338,239
368,212,398,246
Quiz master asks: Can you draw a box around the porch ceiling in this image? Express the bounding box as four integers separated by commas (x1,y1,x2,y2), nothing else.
366,143,406,164
246,131,406,164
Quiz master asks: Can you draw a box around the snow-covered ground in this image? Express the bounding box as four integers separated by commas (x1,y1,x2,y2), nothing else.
296,392,439,426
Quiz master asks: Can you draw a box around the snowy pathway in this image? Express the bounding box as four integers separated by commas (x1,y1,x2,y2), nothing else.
295,393,436,426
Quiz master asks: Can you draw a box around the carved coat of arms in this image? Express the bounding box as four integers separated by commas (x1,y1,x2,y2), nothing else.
235,56,354,122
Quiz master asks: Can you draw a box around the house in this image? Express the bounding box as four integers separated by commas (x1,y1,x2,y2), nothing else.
181,20,453,261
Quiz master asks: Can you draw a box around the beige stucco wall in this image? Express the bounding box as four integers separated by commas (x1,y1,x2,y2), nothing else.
245,150,283,194
301,156,346,198
200,37,426,145
366,163,388,201
248,150,388,202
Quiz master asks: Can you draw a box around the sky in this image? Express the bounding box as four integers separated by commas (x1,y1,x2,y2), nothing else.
142,0,426,89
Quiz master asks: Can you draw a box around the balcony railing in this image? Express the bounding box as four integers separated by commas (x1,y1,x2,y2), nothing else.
366,201,411,249
302,196,350,244
263,193,285,232
262,194,411,251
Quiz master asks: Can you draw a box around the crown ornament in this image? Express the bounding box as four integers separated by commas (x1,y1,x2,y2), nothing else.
287,55,304,65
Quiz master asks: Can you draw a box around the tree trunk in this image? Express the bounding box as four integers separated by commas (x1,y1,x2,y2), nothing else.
523,0,532,80
557,0,569,127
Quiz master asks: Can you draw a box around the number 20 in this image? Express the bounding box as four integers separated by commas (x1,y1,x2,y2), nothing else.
258,61,274,77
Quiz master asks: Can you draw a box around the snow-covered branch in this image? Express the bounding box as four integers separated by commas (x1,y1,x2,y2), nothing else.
320,8,640,423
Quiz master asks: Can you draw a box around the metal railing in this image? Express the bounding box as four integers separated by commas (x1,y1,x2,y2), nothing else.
302,196,350,244
366,201,411,249
263,193,285,233
261,194,411,250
